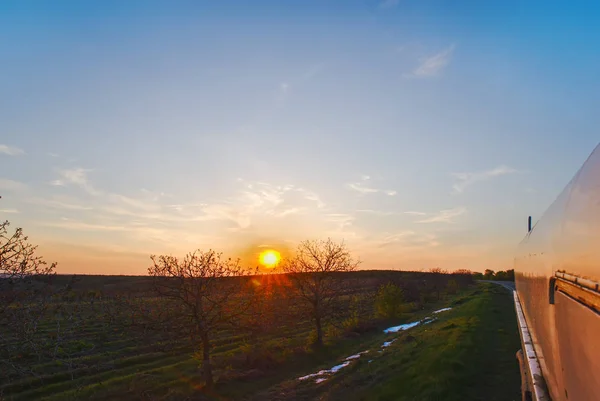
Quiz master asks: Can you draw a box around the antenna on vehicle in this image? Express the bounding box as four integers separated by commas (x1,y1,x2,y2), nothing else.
528,216,532,233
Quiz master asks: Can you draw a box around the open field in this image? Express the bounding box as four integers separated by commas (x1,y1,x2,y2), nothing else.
1,273,519,401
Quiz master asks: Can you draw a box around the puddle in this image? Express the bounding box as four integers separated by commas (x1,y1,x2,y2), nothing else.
300,307,452,384
345,350,369,360
298,350,369,383
298,362,350,381
384,307,450,334
383,320,423,333
329,361,351,373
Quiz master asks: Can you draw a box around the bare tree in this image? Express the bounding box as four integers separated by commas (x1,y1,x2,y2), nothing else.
0,221,56,308
148,249,254,388
282,238,360,347
0,219,57,384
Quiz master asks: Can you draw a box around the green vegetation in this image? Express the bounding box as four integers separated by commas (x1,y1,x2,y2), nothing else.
252,283,521,401
374,283,411,319
1,270,484,400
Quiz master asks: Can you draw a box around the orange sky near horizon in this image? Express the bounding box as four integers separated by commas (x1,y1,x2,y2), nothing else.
37,236,516,276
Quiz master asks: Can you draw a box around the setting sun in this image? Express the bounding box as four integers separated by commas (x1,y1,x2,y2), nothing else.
259,250,281,268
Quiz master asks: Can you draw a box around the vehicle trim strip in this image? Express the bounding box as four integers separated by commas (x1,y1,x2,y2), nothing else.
555,271,600,293
554,272,600,314
513,290,551,401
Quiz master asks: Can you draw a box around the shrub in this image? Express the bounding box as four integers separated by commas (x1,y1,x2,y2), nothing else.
325,324,342,341
446,279,458,295
375,283,410,319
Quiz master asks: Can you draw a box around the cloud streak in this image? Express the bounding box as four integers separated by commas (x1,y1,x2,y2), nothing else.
376,231,439,249
42,219,128,232
356,209,398,216
52,167,101,195
416,207,466,224
406,44,455,78
41,172,332,242
403,211,427,216
347,182,379,194
346,175,396,196
27,197,94,211
451,165,518,193
0,145,24,156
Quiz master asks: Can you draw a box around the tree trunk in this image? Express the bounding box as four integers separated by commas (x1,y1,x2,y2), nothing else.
201,332,213,388
315,315,323,347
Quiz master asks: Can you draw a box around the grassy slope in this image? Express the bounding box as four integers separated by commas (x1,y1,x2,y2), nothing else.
252,283,521,401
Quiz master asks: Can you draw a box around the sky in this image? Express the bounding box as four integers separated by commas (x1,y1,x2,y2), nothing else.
1,0,600,275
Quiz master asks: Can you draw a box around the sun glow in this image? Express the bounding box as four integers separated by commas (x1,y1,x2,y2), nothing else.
259,249,281,268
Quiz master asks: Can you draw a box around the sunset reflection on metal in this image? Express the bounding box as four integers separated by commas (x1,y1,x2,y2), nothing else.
515,143,600,401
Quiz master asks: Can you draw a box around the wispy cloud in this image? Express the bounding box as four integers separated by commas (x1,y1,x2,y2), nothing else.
406,44,455,78
416,207,466,224
451,165,518,193
211,182,328,229
59,168,90,186
47,152,59,158
378,0,399,9
347,182,379,194
325,213,357,239
52,167,100,195
346,175,397,196
27,197,93,211
0,144,24,156
42,220,128,232
271,207,305,217
356,209,398,216
302,191,326,208
0,208,19,214
0,178,27,192
376,231,439,249
39,169,347,251
42,173,330,239
354,230,441,255
376,231,416,247
403,211,427,216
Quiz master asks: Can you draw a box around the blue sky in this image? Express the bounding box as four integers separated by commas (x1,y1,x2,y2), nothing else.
1,0,599,274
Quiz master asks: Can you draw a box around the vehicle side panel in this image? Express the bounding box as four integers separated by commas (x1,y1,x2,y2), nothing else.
515,143,600,401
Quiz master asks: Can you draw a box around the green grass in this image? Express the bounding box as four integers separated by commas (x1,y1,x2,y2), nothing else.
249,283,521,401
3,279,519,401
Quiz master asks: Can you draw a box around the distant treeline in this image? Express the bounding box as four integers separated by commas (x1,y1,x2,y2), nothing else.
472,269,515,281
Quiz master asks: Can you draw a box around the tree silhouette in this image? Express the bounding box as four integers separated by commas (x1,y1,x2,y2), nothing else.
282,238,360,347
147,249,254,388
